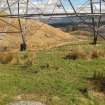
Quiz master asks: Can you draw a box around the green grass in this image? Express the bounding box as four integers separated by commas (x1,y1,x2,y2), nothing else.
0,43,105,105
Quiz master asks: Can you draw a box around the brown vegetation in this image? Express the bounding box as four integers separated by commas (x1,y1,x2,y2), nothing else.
87,71,105,95
0,52,35,65
0,18,76,52
64,47,105,60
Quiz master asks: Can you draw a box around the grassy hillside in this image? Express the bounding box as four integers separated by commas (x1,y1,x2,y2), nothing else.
0,43,105,105
0,18,76,52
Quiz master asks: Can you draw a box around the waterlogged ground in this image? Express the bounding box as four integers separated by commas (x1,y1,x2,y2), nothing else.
0,43,105,105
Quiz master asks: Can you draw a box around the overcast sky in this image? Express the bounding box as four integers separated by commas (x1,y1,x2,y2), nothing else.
0,0,103,14
32,0,88,12
32,0,87,6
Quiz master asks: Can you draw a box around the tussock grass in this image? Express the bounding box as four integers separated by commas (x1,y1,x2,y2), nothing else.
0,52,35,65
64,47,105,60
0,43,105,105
91,48,105,59
0,53,15,64
87,71,105,95
64,47,87,60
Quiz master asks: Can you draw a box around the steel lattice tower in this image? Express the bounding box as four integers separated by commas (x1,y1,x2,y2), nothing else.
0,0,105,50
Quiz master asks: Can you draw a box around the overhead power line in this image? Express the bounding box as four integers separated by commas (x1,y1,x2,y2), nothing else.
0,0,105,49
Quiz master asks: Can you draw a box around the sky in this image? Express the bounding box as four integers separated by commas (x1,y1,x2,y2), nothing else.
0,0,90,14
32,0,87,6
32,0,88,12
0,0,104,15
69,0,86,5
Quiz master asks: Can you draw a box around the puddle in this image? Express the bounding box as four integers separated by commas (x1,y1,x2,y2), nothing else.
9,101,45,105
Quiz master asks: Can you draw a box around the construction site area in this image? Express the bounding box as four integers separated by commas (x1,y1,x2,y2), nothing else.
0,0,105,105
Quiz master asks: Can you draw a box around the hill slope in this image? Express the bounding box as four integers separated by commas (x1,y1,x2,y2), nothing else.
0,18,76,51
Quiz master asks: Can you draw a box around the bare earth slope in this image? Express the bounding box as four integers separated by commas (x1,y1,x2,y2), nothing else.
0,19,76,51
